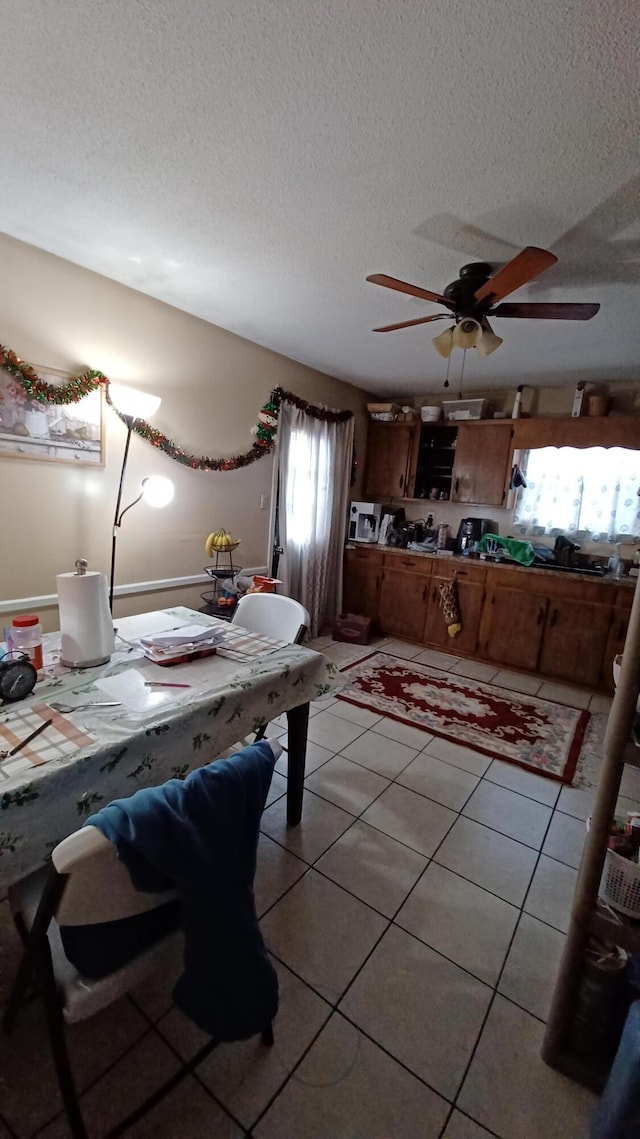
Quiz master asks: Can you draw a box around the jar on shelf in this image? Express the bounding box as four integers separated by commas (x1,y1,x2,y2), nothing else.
12,614,44,673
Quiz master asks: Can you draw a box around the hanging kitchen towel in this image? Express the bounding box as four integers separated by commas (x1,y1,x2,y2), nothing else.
438,578,461,638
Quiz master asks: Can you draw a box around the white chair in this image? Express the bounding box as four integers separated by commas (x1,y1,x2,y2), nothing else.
231,593,310,744
232,592,310,645
3,755,280,1139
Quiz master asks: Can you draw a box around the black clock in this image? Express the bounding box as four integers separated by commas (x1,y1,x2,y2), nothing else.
0,654,38,703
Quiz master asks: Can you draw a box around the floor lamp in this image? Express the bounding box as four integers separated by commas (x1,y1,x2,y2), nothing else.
108,385,174,612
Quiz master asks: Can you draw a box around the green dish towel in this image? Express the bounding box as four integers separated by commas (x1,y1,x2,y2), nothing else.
478,533,535,567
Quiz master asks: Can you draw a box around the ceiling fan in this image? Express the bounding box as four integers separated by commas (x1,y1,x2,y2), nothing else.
366,247,600,358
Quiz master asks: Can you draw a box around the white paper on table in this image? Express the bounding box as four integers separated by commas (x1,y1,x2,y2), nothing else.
114,612,186,646
95,668,193,718
141,625,226,649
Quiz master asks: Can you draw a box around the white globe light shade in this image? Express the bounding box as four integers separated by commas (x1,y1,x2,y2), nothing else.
141,476,174,508
110,384,161,420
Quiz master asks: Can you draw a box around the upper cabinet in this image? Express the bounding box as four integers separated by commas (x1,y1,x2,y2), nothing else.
363,419,514,506
363,421,416,499
450,423,513,506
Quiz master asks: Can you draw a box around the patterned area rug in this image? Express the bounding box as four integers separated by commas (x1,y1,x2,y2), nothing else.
337,652,590,784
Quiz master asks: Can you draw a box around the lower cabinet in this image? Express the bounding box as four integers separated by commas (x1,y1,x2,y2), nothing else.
343,548,383,621
424,571,485,656
538,598,613,689
601,591,634,692
478,585,549,673
378,558,431,641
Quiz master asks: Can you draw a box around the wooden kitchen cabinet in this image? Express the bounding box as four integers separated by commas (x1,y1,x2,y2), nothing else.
363,422,417,499
479,583,548,672
342,548,383,621
451,422,513,507
378,555,431,641
538,598,613,689
601,590,634,692
424,564,486,655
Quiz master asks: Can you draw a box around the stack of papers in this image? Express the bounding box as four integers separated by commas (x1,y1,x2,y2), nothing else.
139,624,227,663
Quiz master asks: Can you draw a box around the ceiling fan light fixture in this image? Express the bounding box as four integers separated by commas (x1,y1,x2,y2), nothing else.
476,318,504,357
452,318,482,350
432,326,454,358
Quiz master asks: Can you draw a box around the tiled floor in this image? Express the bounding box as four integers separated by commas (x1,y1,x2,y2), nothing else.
0,636,624,1137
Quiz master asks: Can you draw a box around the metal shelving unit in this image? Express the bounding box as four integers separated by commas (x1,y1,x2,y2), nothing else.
542,572,640,1088
199,551,242,621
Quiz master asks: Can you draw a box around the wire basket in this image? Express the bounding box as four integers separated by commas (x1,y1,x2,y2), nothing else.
600,849,640,919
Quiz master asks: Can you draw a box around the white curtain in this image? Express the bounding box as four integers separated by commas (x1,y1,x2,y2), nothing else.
513,447,640,542
275,401,354,638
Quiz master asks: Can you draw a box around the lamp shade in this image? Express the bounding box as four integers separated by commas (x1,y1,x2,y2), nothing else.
141,476,174,508
432,327,454,358
109,384,161,420
452,319,482,350
476,319,503,358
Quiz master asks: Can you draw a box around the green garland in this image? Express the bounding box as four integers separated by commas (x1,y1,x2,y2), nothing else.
0,346,352,472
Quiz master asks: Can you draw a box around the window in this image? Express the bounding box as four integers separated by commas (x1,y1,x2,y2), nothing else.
513,447,640,542
284,428,331,547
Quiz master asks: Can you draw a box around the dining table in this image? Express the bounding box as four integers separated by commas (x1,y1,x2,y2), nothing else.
0,606,336,889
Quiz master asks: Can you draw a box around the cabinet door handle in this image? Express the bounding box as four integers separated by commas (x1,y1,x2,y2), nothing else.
537,606,545,625
549,609,557,628
454,478,460,494
375,576,380,590
422,585,427,602
432,587,437,603
399,474,404,489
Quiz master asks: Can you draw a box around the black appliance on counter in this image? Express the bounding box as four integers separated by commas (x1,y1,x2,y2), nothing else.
455,517,495,553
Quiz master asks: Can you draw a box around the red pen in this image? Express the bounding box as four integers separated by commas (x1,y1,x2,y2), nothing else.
144,681,191,689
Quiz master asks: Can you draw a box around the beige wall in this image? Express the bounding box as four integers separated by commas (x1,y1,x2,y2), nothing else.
0,233,369,629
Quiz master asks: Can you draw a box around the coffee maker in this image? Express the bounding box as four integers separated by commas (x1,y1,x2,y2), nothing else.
455,517,494,553
348,502,383,543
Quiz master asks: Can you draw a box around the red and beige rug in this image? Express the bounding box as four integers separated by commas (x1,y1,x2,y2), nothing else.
337,652,589,784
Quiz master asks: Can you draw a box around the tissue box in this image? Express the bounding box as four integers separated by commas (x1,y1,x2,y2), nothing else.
333,613,372,645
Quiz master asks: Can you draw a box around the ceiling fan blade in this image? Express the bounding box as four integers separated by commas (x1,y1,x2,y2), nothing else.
492,302,600,320
367,273,454,309
474,247,558,303
373,314,451,332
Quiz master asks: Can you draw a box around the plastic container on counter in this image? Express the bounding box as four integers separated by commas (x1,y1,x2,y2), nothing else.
11,614,44,673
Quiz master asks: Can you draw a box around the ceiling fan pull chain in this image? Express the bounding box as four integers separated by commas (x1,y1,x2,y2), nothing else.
458,349,467,400
443,350,452,389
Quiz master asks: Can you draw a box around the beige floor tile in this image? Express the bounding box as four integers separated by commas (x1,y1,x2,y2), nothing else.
371,716,434,751
397,752,480,811
305,755,389,816
442,1111,496,1139
275,739,335,777
489,669,542,696
255,834,308,916
307,711,367,752
261,870,387,1003
315,820,427,918
361,783,457,858
340,924,491,1100
542,812,586,869
556,782,595,821
381,638,426,660
462,781,552,849
450,659,499,683
498,913,566,1022
458,995,595,1139
396,862,519,986
537,682,591,709
310,695,337,712
524,854,577,934
341,729,419,778
329,700,383,728
129,939,185,1022
157,960,331,1129
423,736,492,777
435,817,537,906
0,999,150,1137
412,647,461,669
484,758,561,806
589,692,613,714
265,770,288,806
255,1013,449,1139
39,1034,241,1139
260,789,354,863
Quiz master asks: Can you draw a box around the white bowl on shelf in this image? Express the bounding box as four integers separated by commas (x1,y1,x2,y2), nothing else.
420,406,441,422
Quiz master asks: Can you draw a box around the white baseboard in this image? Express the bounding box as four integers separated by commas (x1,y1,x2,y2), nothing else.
0,573,209,615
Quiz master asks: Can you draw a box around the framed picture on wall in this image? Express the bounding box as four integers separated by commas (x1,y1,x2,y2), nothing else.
0,364,105,467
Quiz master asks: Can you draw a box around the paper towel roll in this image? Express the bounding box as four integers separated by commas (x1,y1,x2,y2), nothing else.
57,570,115,668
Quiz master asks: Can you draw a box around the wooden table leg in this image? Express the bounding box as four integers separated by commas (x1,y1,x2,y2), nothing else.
286,702,309,825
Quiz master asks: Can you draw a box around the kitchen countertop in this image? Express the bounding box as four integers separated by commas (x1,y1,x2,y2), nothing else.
347,543,637,589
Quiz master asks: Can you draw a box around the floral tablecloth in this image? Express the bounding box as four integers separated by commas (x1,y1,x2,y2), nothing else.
0,607,336,887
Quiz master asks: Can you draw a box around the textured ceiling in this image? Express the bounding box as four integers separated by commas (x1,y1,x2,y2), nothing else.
1,0,639,395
